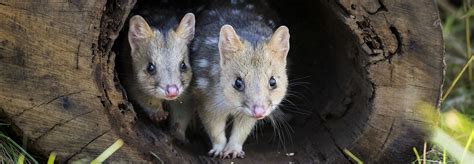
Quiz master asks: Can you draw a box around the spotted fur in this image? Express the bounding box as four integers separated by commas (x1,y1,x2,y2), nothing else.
173,0,290,158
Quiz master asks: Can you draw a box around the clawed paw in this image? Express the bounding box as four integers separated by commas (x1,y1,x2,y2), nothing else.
208,144,225,158
208,148,224,158
150,111,168,122
222,148,245,159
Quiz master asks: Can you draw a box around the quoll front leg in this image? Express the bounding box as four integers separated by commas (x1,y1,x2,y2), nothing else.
150,109,168,122
140,99,168,122
200,109,228,158
168,99,193,144
223,115,257,159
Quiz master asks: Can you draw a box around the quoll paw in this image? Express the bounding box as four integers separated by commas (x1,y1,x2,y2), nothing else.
150,111,168,122
223,145,245,159
208,144,225,158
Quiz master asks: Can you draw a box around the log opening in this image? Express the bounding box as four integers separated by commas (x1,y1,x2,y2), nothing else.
112,0,435,163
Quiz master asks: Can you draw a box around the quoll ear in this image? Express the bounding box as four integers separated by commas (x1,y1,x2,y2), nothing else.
128,15,154,50
218,25,243,65
175,13,195,43
268,26,290,60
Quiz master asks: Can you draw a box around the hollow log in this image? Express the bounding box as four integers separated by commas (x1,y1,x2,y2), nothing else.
0,0,444,163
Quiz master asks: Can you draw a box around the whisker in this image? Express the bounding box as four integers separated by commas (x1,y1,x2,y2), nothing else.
279,106,311,116
288,75,311,82
284,92,308,102
271,111,295,150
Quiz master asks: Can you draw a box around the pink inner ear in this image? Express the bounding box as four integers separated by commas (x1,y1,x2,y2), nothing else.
131,24,145,38
129,24,148,49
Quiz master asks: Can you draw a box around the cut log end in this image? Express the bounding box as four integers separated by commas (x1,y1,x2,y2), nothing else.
0,0,443,163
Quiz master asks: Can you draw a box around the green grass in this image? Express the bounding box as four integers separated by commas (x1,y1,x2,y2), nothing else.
441,0,474,113
410,0,474,163
344,0,474,163
0,119,124,163
0,120,37,164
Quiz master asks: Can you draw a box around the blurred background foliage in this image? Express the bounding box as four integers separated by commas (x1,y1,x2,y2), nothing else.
439,0,474,115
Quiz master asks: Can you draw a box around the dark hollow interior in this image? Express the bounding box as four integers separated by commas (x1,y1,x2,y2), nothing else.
113,0,374,162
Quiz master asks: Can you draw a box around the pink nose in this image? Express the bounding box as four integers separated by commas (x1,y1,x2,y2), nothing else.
252,105,266,119
165,85,179,98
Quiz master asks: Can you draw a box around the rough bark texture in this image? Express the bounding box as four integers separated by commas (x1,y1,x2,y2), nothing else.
0,0,443,163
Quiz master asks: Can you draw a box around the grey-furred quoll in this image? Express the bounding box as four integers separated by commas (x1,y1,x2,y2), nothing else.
170,0,291,158
122,13,195,123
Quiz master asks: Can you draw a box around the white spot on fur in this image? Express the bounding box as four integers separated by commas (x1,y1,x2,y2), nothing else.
196,78,209,88
196,59,209,68
246,4,254,10
211,64,219,75
257,15,263,20
209,10,217,16
205,37,218,45
268,20,275,26
232,9,240,15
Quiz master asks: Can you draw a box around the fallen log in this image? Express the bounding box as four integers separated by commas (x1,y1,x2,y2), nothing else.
0,0,444,163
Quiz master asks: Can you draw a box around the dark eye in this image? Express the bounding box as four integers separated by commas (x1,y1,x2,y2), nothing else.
147,63,156,75
180,61,187,72
269,76,277,89
233,77,245,91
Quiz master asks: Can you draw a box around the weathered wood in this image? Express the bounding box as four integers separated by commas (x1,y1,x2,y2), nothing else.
0,0,444,163
330,0,444,162
0,0,146,162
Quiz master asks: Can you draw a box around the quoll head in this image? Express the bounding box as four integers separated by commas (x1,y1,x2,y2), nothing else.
218,25,290,120
128,13,195,100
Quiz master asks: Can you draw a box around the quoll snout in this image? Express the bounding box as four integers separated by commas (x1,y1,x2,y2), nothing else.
165,84,179,99
252,105,267,119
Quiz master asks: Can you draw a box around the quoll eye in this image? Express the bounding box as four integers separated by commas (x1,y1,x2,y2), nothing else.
269,76,277,89
233,77,245,92
180,61,187,72
147,63,156,75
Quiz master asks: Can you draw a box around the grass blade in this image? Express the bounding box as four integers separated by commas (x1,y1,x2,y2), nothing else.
442,55,474,101
150,151,164,164
464,0,473,82
91,139,124,164
48,152,56,164
413,147,421,164
423,142,427,164
461,130,474,163
343,149,363,164
0,134,38,164
17,154,24,164
432,128,474,162
443,14,457,37
443,146,447,164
